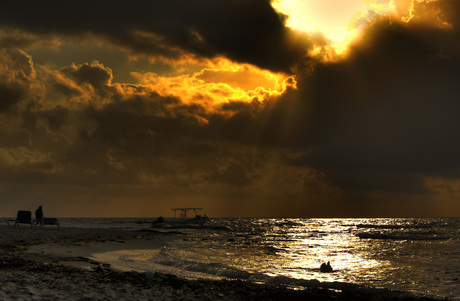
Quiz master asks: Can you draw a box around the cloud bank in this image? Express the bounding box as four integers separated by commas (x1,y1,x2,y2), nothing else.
0,0,458,217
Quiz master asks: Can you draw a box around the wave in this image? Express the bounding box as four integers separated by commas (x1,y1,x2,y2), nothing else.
356,219,459,230
355,232,451,241
356,224,437,230
151,247,252,279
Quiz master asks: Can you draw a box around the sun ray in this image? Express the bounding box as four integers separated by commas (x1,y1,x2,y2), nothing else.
272,0,397,55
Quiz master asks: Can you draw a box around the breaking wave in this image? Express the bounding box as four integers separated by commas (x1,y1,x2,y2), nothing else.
151,246,252,279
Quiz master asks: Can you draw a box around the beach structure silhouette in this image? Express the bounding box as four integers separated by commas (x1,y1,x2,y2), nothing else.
7,207,59,229
40,217,60,229
8,210,33,228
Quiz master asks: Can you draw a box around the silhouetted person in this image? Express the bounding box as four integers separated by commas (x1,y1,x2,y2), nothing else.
320,261,333,273
35,205,44,225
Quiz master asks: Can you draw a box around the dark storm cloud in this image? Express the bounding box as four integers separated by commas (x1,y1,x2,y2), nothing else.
0,29,58,50
30,78,236,189
0,49,42,113
297,16,460,193
62,62,113,91
209,163,252,187
196,9,460,196
0,0,311,73
0,85,22,112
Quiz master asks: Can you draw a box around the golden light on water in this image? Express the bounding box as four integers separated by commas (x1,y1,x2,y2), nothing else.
269,220,384,283
77,218,460,299
272,0,397,55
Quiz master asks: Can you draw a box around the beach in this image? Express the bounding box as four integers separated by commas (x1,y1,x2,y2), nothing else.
0,223,449,300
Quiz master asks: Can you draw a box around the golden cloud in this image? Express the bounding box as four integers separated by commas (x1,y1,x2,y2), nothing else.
131,58,296,109
401,0,450,28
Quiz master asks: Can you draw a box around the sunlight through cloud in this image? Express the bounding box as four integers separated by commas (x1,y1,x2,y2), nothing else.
272,0,397,55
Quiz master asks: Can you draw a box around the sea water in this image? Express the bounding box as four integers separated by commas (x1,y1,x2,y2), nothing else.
60,217,460,300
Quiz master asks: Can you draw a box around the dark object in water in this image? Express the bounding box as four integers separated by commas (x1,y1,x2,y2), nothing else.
154,216,165,224
320,261,333,273
152,208,210,229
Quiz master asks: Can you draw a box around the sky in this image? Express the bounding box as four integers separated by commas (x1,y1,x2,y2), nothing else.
0,0,459,218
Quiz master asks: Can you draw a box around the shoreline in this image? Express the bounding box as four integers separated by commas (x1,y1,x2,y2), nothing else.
0,224,449,300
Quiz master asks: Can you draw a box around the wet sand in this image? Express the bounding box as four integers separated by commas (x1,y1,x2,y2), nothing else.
0,224,449,300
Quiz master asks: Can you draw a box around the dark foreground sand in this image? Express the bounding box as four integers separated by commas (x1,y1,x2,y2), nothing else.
0,224,449,300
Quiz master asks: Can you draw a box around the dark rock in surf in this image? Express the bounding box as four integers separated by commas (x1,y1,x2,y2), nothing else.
320,261,333,273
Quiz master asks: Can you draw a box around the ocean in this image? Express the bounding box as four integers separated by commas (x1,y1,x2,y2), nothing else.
60,217,460,300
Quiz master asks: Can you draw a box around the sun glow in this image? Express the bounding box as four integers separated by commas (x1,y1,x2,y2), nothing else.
272,0,397,55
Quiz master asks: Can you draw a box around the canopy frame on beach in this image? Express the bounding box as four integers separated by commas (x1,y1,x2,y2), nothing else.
171,208,203,218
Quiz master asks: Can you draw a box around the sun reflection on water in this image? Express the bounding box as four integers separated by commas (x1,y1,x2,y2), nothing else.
255,219,385,283
89,217,460,299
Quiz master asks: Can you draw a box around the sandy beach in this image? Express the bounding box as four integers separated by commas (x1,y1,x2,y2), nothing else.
0,224,449,300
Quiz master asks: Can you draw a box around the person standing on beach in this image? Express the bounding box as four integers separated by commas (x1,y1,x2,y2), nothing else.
35,205,44,225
